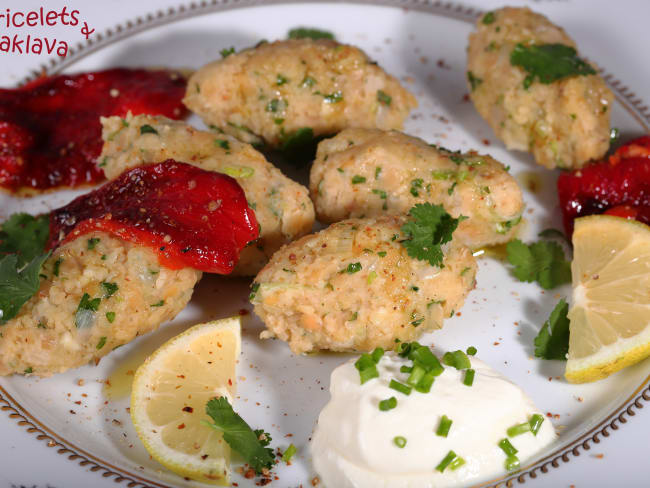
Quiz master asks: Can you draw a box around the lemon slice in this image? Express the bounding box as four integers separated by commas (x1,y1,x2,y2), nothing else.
130,317,241,484
566,215,650,383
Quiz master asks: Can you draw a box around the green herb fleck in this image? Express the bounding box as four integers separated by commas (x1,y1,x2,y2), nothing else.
151,300,165,308
510,43,596,88
96,336,107,350
352,175,367,184
288,27,335,40
101,282,118,298
282,443,297,463
377,90,392,106
87,238,100,250
139,124,158,135
467,71,483,91
220,47,235,58
345,262,362,274
106,311,116,323
276,74,289,85
534,298,570,360
482,11,496,24
75,293,101,328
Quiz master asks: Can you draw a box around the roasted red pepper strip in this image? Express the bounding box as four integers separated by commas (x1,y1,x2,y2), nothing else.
557,136,650,235
48,161,258,274
0,68,187,193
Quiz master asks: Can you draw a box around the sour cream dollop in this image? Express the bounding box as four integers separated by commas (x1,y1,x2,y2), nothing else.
311,352,556,488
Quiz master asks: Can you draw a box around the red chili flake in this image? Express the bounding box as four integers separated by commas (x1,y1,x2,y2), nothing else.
177,423,186,429
557,135,650,235
182,406,193,413
48,161,259,274
0,68,187,193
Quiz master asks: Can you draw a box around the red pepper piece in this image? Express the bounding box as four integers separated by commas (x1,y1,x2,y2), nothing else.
0,68,187,193
557,136,650,235
48,161,258,274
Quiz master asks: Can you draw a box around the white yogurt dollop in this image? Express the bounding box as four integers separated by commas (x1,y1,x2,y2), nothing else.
311,352,556,488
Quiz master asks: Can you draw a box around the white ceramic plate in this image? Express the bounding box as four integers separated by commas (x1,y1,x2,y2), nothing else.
1,2,649,488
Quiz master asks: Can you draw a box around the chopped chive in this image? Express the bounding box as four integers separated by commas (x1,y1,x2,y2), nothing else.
101,281,118,298
96,336,107,350
436,415,453,437
24,367,33,374
498,438,518,457
407,364,425,386
505,455,520,471
466,346,477,356
442,350,471,370
337,167,344,173
375,167,382,179
400,365,413,374
393,436,407,448
389,379,412,396
410,346,444,375
371,347,384,363
396,341,420,358
379,397,397,411
105,311,116,323
529,414,544,435
215,139,230,151
355,354,375,371
53,258,63,277
436,450,458,472
359,366,379,384
507,422,531,437
282,443,297,463
414,372,435,393
377,251,387,257
450,456,466,470
151,300,165,307
463,369,475,386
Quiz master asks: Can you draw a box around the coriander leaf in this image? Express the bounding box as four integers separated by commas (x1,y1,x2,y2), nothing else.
0,252,50,324
400,203,463,268
510,43,596,88
506,239,571,289
534,298,570,360
288,27,334,40
75,293,101,328
205,396,274,474
0,213,50,267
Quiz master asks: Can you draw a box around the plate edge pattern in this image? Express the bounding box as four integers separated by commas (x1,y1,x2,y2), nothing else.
1,0,648,487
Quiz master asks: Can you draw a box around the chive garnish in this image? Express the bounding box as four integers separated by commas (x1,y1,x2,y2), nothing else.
400,365,413,374
442,350,471,370
379,397,397,411
389,379,412,396
498,438,518,457
505,455,520,471
359,367,379,384
450,456,466,470
463,369,475,386
407,364,425,386
346,262,362,274
507,422,531,437
411,347,444,376
393,436,407,448
282,443,297,463
435,450,458,472
529,414,544,435
466,346,477,356
414,372,435,393
371,347,384,363
436,415,453,437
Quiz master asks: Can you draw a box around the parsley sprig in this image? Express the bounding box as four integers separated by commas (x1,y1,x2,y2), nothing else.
0,213,51,324
400,204,464,268
534,298,570,360
510,43,596,89
506,239,571,289
204,397,275,474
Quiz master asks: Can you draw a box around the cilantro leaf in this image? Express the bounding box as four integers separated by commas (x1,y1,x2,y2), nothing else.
0,252,50,324
506,239,571,289
510,43,596,88
0,213,50,267
288,27,334,40
400,204,463,268
534,298,570,360
204,396,274,474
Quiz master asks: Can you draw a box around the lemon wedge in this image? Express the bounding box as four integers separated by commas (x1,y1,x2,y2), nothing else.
566,215,650,383
130,316,241,484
